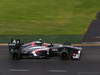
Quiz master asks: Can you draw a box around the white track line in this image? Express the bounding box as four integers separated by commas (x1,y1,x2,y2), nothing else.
1,42,100,46
77,72,100,75
9,69,31,72
48,70,67,73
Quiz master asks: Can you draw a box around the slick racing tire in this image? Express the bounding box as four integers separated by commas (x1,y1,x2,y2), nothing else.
49,49,54,57
60,52,70,60
10,49,22,60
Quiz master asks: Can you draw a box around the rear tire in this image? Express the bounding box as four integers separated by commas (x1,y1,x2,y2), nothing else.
12,53,21,60
10,49,22,60
61,52,69,60
49,49,54,56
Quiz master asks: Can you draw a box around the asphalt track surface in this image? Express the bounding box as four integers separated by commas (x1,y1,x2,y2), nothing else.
0,46,100,75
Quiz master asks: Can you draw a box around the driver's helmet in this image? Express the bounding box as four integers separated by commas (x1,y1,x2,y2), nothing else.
35,41,43,46
38,38,43,42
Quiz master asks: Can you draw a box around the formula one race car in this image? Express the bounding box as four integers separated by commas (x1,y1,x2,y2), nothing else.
8,39,51,59
8,39,82,60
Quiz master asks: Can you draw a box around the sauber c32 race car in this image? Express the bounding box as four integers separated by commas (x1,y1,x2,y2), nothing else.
8,39,51,59
8,39,82,60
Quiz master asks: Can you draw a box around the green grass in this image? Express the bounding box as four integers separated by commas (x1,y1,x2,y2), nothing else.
0,35,82,43
0,0,100,35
